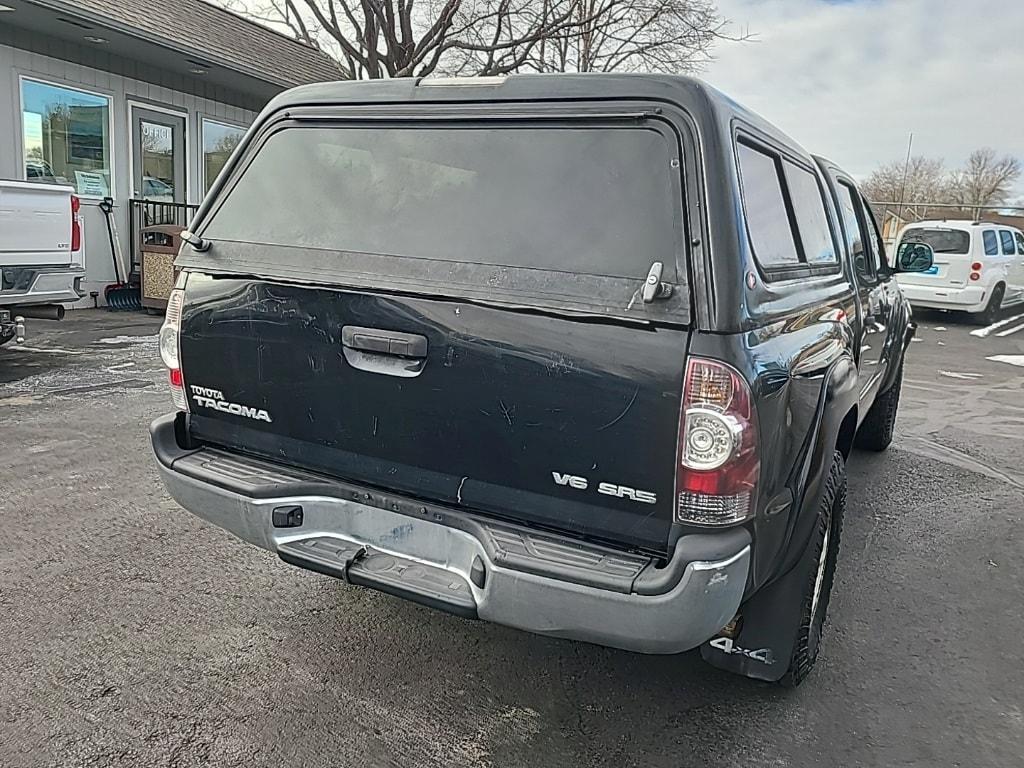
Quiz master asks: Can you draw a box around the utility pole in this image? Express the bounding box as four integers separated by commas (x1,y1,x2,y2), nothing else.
896,132,913,230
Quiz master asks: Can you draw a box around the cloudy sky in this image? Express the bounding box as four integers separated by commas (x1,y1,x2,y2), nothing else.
704,0,1024,193
231,0,1022,195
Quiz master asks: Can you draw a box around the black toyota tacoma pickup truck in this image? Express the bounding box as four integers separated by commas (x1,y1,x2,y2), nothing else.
151,74,934,686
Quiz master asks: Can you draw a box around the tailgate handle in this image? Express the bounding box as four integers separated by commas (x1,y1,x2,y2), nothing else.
342,326,428,359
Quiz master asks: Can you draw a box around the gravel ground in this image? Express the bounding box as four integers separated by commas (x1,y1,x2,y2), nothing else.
1,308,1022,768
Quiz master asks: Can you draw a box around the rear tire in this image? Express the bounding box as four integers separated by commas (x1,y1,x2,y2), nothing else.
699,451,847,685
778,450,846,688
976,283,1005,325
855,363,903,451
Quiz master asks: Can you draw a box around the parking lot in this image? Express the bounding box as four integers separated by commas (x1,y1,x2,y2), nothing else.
1,308,1022,768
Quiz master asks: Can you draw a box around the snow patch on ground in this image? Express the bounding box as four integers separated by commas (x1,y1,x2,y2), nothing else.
971,313,1024,338
97,334,158,345
1,334,162,398
987,355,1024,368
939,370,984,380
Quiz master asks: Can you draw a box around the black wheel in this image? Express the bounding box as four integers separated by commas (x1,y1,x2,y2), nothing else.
778,450,846,688
855,363,903,451
976,283,1005,325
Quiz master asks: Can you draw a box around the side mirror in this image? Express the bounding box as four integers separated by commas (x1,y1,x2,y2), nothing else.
895,242,934,273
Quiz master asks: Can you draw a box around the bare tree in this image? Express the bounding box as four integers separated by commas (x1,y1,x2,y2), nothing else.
450,0,744,74
219,0,742,79
223,0,321,45
949,148,1022,213
861,155,951,221
863,148,1024,226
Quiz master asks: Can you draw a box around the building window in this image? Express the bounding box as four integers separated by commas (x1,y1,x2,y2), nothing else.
21,78,112,197
202,119,246,193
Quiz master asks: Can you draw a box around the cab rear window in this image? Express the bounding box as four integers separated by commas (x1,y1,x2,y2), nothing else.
203,124,682,282
902,228,970,255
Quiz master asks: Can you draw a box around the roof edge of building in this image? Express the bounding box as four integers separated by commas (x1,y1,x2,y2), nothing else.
25,0,342,86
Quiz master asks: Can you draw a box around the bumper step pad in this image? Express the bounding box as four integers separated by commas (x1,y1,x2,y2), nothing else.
278,537,478,619
483,526,649,593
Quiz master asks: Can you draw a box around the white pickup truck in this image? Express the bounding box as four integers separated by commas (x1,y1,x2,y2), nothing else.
0,180,85,345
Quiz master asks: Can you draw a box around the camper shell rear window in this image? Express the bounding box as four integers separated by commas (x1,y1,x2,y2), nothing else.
186,115,692,324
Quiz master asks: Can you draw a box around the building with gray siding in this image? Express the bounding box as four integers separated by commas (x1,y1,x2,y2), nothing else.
0,0,340,303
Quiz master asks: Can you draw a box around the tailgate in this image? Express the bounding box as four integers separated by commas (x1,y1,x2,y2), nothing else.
181,275,688,554
0,181,73,266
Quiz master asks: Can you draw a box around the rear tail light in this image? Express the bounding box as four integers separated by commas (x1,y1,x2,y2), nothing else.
160,275,188,411
676,357,759,526
971,262,983,271
969,272,981,281
70,195,81,252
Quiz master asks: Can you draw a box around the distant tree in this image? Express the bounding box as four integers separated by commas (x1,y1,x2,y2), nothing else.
861,156,951,221
949,148,1022,213
863,148,1023,223
860,156,948,205
451,0,743,75
220,0,744,79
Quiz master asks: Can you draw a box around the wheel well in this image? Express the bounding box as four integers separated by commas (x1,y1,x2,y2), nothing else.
836,407,858,459
983,282,1006,312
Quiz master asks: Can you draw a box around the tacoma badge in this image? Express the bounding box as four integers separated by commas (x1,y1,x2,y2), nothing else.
189,385,273,423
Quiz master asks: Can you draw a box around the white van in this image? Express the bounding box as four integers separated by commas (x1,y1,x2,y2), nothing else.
895,220,1024,322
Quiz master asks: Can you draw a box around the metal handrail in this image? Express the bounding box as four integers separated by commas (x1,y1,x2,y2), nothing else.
127,198,199,276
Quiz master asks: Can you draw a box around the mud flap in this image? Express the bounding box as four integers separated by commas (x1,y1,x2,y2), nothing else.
699,524,819,682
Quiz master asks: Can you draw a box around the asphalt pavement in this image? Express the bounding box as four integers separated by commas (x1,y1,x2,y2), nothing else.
1,308,1022,768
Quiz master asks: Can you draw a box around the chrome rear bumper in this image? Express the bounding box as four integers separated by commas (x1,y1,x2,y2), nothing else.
151,414,750,654
0,265,85,306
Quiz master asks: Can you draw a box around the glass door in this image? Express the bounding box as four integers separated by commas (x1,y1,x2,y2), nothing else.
131,106,186,203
